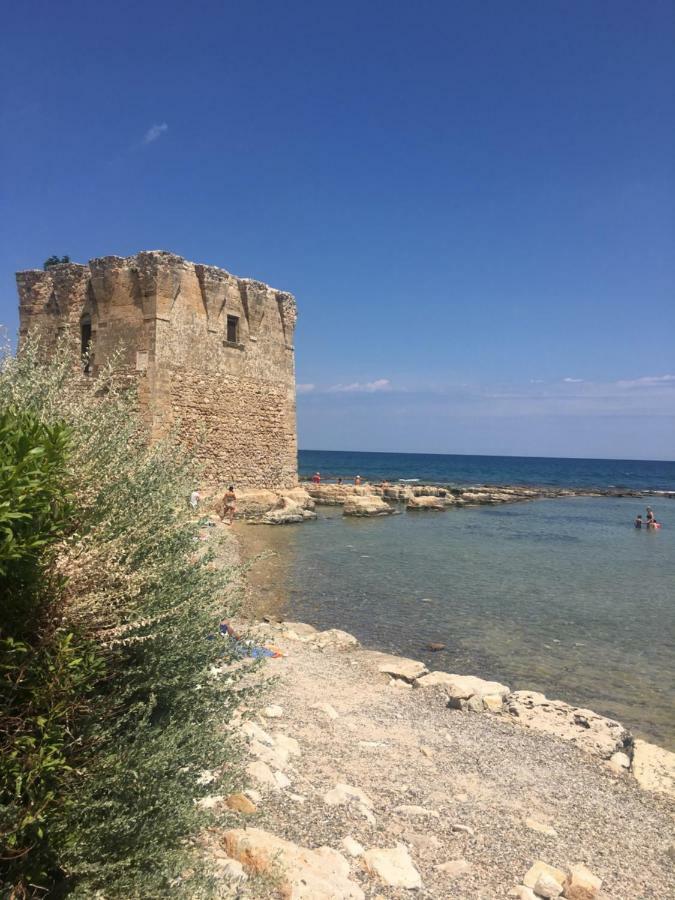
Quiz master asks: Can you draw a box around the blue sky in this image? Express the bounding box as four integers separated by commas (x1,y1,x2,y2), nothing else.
1,1,673,459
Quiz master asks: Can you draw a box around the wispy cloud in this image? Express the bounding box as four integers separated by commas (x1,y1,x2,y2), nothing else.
296,383,315,394
328,378,391,393
143,122,168,145
615,374,675,388
563,377,584,383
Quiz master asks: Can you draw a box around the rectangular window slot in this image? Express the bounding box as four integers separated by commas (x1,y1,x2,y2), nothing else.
226,315,239,344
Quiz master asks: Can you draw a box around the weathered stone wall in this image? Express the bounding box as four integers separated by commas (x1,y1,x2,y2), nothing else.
16,251,298,488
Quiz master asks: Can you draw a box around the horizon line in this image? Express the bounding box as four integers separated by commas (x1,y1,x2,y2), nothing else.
298,448,675,464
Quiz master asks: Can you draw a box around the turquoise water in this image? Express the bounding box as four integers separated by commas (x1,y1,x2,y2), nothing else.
298,449,675,492
243,496,675,748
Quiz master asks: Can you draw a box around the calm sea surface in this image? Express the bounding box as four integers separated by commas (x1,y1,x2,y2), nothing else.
241,452,675,748
298,449,675,492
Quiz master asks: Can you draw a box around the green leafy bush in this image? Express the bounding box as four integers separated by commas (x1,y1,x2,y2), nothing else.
0,335,249,897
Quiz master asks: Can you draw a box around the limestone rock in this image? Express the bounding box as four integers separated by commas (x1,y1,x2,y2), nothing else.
523,861,566,893
261,496,317,524
273,732,301,757
432,673,510,710
307,629,360,651
631,739,675,798
374,653,428,682
506,691,630,758
246,760,278,789
406,495,445,510
363,843,423,889
343,494,394,517
196,794,224,810
342,836,365,857
534,872,564,898
224,827,365,899
225,793,257,814
563,863,602,900
263,704,284,718
282,621,318,637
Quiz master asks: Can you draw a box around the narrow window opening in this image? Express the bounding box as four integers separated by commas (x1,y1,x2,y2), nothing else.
226,315,239,344
81,318,92,373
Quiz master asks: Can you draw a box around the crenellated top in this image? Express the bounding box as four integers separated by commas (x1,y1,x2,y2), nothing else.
17,251,298,347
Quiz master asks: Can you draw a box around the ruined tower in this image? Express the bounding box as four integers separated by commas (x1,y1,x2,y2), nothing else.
16,251,298,488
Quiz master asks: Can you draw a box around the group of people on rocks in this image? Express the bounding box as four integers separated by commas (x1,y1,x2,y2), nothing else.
311,472,361,485
634,506,661,530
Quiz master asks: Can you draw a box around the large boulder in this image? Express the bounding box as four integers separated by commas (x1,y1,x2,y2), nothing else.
306,483,354,505
631,739,675,798
370,652,428,682
232,489,280,516
416,672,509,710
223,827,364,899
505,690,630,759
343,494,394,517
259,496,317,525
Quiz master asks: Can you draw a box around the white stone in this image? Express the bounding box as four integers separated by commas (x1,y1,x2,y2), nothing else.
246,760,278,789
308,629,360,650
374,653,428,682
324,782,374,809
262,705,284,718
509,887,538,900
534,873,564,898
341,836,365,857
523,861,566,892
631,739,675,798
363,843,423,889
274,770,291,789
249,738,288,770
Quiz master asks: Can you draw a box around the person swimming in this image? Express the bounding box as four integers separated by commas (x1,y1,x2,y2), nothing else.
634,514,643,528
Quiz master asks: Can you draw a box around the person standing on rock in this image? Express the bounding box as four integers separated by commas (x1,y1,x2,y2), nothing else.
222,485,237,525
354,475,362,486
311,472,321,484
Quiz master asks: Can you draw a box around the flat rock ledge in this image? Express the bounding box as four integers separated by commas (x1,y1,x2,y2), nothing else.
276,622,675,799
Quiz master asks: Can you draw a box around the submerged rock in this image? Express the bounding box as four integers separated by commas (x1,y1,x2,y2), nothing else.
406,495,445,510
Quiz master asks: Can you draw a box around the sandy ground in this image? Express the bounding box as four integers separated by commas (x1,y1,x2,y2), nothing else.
224,624,675,899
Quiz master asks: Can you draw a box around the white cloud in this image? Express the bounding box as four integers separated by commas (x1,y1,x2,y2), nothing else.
143,122,168,144
296,383,315,394
615,374,675,388
328,378,391,393
562,377,584,383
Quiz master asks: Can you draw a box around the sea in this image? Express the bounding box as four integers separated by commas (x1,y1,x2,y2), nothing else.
239,450,675,748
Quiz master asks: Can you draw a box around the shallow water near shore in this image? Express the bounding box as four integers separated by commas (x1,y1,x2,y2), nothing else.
238,496,675,750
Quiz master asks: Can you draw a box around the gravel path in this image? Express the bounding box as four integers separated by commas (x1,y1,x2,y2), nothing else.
231,624,674,899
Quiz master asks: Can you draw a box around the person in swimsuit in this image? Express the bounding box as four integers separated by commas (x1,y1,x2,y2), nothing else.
634,514,643,529
222,485,236,525
354,475,362,486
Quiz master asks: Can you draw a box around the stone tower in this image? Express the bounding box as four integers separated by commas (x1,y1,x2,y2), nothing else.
16,251,298,488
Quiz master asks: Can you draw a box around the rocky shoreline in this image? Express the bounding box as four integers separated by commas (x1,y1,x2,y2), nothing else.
198,615,675,898
194,521,675,898
201,479,673,526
